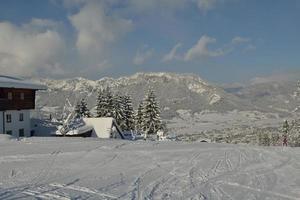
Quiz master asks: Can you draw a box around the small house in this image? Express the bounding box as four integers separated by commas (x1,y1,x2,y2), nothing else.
0,75,46,137
83,117,124,139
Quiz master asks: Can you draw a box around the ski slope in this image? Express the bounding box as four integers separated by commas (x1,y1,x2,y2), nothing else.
0,136,299,200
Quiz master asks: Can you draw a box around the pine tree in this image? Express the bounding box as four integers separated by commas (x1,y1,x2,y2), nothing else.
74,102,81,118
283,120,289,136
75,98,91,118
135,101,144,132
271,133,280,146
112,94,125,128
263,133,271,146
98,87,114,117
122,95,135,131
295,81,300,112
96,88,106,117
289,120,300,147
257,131,270,146
141,89,162,136
105,87,114,117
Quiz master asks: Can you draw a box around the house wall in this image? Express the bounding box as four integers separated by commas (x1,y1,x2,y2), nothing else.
0,88,36,111
3,110,31,137
0,111,3,134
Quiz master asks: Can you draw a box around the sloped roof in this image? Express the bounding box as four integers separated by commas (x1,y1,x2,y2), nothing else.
83,117,124,139
0,75,47,90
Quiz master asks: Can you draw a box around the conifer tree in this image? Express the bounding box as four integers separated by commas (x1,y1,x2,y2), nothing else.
106,87,114,117
98,86,114,117
75,98,91,118
96,88,106,117
135,101,144,132
112,94,125,128
289,120,300,147
141,89,162,135
271,133,280,146
259,132,270,146
283,120,289,136
74,102,81,118
122,95,135,131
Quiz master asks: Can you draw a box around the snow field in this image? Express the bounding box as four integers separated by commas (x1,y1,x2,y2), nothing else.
0,138,299,199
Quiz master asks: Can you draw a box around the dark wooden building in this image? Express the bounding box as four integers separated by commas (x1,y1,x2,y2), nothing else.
0,75,46,137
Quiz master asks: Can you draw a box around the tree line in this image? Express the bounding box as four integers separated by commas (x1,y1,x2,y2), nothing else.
74,87,165,136
257,81,300,147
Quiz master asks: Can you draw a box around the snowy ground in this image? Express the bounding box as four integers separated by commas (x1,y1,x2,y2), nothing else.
0,136,299,200
168,110,288,135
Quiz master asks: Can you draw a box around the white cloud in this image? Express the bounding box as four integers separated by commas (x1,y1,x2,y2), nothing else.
162,43,182,62
133,46,153,65
0,20,65,77
184,35,225,61
184,35,254,61
231,36,250,44
244,44,256,51
127,0,186,13
250,72,300,85
196,0,218,12
69,1,133,56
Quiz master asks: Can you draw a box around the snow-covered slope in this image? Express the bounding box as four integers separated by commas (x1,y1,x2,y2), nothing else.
35,72,253,118
0,138,299,199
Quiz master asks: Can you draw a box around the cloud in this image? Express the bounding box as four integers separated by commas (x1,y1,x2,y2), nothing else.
250,72,300,85
244,44,256,51
196,0,218,12
184,35,253,61
126,0,186,13
162,43,182,62
133,46,153,65
69,1,133,56
231,36,250,44
0,20,66,77
184,35,226,61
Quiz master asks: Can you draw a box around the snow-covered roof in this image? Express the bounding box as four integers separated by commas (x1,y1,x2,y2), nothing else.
83,117,123,139
0,75,47,90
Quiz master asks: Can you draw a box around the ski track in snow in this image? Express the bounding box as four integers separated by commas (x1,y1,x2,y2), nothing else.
0,138,299,200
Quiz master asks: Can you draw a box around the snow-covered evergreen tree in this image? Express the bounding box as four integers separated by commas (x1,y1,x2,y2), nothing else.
257,131,270,146
283,120,289,135
122,95,135,131
271,133,280,146
289,119,300,147
96,88,106,117
135,101,144,132
74,102,81,118
141,89,162,136
112,94,125,128
97,87,114,117
75,98,91,118
105,87,115,117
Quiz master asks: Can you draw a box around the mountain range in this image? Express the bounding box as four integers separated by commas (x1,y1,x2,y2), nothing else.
33,72,299,119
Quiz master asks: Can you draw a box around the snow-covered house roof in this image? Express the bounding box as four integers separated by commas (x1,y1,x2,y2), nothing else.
83,117,124,139
0,75,47,90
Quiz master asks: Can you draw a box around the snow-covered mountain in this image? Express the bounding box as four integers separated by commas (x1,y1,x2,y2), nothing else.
223,79,299,114
34,72,254,118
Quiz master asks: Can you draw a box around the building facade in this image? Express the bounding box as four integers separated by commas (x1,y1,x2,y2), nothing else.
0,76,46,137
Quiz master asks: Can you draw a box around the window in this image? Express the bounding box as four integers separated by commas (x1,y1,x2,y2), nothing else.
20,93,24,100
6,114,11,123
19,113,24,121
6,130,12,135
7,92,12,100
19,129,24,137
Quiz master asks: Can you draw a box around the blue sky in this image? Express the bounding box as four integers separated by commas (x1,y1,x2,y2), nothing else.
0,0,299,83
